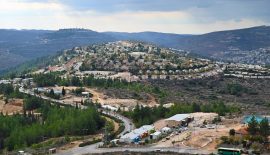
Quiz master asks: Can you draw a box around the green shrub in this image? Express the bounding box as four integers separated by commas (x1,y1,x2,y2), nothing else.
79,139,101,147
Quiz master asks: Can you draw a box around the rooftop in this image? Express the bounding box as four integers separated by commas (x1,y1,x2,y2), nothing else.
165,114,190,122
121,125,154,139
151,131,161,136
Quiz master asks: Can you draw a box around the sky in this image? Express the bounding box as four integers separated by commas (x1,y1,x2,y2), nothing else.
0,0,269,34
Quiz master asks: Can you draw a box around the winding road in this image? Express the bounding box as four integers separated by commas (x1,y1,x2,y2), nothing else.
19,88,210,155
19,88,135,134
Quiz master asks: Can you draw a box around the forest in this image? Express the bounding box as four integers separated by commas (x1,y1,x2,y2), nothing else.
0,84,24,99
123,101,240,127
0,94,105,151
32,73,167,99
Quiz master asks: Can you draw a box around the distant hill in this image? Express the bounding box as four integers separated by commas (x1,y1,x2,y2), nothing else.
174,26,270,56
1,26,270,72
104,31,192,48
0,29,114,71
106,26,270,64
106,26,270,56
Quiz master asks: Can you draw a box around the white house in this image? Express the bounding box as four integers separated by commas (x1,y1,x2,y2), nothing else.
150,131,162,140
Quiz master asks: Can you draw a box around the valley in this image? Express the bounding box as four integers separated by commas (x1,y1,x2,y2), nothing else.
1,1,270,154
0,41,270,154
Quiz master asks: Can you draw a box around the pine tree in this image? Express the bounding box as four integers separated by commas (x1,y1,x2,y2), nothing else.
229,129,236,136
247,116,258,135
49,89,54,96
62,87,66,96
259,117,270,140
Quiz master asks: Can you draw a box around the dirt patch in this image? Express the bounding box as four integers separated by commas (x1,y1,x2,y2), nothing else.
184,118,242,151
0,98,23,115
58,134,102,152
100,88,158,107
51,86,158,109
154,119,167,131
190,112,219,125
154,131,191,148
185,134,212,148
153,113,243,151
58,141,81,151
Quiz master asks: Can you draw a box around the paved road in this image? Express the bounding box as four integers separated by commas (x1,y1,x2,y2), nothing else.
19,88,137,153
19,89,135,135
57,145,211,155
20,88,210,155
102,110,135,136
19,88,87,109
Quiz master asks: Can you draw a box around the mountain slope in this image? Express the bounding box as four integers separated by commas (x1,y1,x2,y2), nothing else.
174,26,270,55
1,26,270,72
0,29,115,70
107,26,270,64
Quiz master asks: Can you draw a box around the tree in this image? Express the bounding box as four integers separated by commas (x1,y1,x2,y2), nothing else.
259,117,269,140
71,76,82,86
0,101,105,151
49,89,55,96
192,103,201,112
62,87,66,96
247,116,258,135
229,129,236,136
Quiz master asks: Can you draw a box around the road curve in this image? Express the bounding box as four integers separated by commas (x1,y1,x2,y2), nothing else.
20,89,210,155
102,110,135,136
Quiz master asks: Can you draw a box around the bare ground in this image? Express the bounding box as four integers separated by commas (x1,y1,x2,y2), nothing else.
0,98,23,115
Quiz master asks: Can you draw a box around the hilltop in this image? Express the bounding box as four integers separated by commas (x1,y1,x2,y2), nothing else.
26,41,270,112
33,41,223,82
1,26,270,72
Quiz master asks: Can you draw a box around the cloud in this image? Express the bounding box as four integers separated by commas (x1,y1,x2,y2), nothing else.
0,0,269,34
0,0,66,11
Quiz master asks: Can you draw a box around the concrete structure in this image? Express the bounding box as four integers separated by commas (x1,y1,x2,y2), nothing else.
53,90,62,95
82,92,90,98
165,114,191,127
34,87,48,93
49,148,56,154
150,131,162,140
102,105,118,111
162,103,174,108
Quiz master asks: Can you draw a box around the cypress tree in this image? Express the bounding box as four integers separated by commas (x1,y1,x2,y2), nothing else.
247,116,258,135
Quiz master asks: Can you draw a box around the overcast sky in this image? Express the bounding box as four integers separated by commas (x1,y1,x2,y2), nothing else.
0,0,269,34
